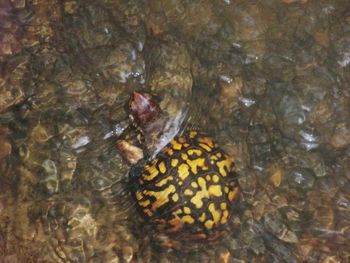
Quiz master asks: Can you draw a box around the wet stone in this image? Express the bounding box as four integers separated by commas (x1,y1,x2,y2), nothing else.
59,150,77,192
249,235,266,256
321,256,343,263
297,126,320,151
330,121,350,149
263,54,296,82
0,1,24,60
58,123,90,151
334,190,350,217
38,159,59,195
238,169,257,199
333,34,350,68
286,167,316,190
269,82,308,137
30,123,53,144
269,165,285,188
0,137,12,160
312,206,334,232
290,151,329,178
280,206,304,232
64,1,78,15
122,246,133,263
228,2,274,58
97,40,145,83
218,75,242,113
263,233,298,263
316,175,337,192
263,210,299,243
0,57,27,113
20,0,60,49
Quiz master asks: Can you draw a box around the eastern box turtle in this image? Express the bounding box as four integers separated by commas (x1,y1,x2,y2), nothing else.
116,92,240,247
129,129,240,247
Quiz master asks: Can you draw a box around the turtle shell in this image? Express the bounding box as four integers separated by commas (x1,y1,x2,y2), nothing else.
130,130,239,246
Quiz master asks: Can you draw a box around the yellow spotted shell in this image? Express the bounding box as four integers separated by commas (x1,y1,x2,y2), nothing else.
130,130,239,246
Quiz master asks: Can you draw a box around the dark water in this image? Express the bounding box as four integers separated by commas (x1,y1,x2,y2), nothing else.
1,0,350,262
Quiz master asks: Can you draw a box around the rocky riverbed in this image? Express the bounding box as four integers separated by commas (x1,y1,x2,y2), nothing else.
1,0,349,262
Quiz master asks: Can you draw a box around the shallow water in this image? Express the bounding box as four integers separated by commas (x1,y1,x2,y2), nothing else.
1,0,350,262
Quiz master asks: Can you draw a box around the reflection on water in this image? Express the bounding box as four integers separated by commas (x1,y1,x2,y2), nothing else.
1,0,350,262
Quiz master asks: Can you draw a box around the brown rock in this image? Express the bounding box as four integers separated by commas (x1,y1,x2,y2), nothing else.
313,31,330,48
218,75,242,113
313,206,334,230
269,166,284,187
282,0,308,4
0,78,25,113
321,256,342,263
31,124,53,144
0,138,12,159
330,122,350,149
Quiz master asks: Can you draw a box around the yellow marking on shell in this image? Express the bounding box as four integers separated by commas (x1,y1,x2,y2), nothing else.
184,189,193,196
204,220,214,230
136,192,143,201
199,143,212,152
224,186,229,193
221,210,229,224
168,217,184,232
144,209,152,217
155,219,166,225
220,202,227,210
181,153,188,160
216,159,231,177
162,146,170,152
183,143,190,147
190,177,209,208
189,130,198,138
167,148,174,156
158,161,166,174
206,175,211,181
187,149,203,156
178,136,186,143
138,199,150,207
182,215,195,224
198,136,214,148
216,152,222,158
178,163,190,181
171,140,182,150
145,185,176,210
211,155,218,161
212,174,219,183
191,181,198,188
209,203,221,223
174,209,182,215
228,187,239,202
183,207,191,214
186,158,206,174
143,165,159,181
171,159,179,167
208,185,223,197
179,181,183,186
199,213,206,222
155,176,173,187
172,193,179,202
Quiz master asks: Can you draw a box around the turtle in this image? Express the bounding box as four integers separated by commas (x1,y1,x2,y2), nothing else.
116,91,240,248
